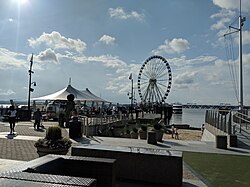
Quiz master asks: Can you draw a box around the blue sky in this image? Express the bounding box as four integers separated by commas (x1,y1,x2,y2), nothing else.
0,0,250,106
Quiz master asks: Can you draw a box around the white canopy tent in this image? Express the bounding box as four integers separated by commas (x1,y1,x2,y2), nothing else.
32,84,107,102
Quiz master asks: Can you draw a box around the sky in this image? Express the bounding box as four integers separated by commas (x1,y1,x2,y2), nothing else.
0,0,250,106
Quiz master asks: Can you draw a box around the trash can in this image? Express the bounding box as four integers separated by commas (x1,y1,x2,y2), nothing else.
69,120,82,139
216,135,227,149
147,131,157,145
229,135,237,147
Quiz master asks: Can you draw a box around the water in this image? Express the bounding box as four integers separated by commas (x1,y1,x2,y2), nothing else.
170,108,206,128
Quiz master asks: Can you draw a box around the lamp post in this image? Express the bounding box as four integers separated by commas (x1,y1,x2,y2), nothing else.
27,54,34,120
129,73,133,119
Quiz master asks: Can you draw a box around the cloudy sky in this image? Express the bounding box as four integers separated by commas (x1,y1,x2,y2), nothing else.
0,0,250,106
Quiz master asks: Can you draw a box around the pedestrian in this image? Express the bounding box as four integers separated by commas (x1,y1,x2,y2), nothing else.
201,124,205,135
171,125,175,138
174,127,179,139
7,106,17,134
34,108,42,130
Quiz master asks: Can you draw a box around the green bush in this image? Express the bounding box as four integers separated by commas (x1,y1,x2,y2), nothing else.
140,125,147,132
46,126,62,140
35,125,72,150
132,127,138,133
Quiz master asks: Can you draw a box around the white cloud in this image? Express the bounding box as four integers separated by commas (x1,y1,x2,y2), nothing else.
213,0,250,12
0,48,27,69
37,48,59,64
210,9,236,31
211,17,231,30
99,35,115,45
242,30,250,45
108,7,145,21
153,38,190,55
88,55,127,68
28,31,87,53
169,55,217,69
0,89,15,96
174,71,198,88
243,53,250,68
210,9,235,19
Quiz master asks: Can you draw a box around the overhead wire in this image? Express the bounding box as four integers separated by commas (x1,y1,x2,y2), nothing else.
224,29,239,103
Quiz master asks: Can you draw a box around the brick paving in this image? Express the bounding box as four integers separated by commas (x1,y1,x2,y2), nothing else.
0,139,38,161
0,121,72,161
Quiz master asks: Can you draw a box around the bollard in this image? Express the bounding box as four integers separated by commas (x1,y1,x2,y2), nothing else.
147,131,157,145
229,135,237,147
216,135,227,149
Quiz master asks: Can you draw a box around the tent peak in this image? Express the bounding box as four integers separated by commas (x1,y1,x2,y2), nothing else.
68,77,71,85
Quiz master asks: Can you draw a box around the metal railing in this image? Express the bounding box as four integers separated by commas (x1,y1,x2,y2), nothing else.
205,109,249,135
78,113,130,137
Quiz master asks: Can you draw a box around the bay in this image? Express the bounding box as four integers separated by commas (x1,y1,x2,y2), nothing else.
170,108,206,128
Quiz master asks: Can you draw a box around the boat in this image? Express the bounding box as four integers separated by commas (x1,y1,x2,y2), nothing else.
172,104,183,114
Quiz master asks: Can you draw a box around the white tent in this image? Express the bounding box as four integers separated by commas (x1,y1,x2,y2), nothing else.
32,84,107,102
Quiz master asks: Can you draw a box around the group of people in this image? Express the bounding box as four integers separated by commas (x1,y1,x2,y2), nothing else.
6,105,43,134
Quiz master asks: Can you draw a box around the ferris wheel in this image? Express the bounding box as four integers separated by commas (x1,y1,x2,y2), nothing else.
137,55,172,104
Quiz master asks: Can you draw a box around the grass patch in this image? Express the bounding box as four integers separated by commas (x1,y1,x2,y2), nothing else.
183,152,250,187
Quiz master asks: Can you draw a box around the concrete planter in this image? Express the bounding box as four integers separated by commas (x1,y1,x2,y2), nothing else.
216,135,227,149
139,131,147,140
36,147,69,157
229,135,237,147
130,132,139,139
155,129,164,142
147,131,157,145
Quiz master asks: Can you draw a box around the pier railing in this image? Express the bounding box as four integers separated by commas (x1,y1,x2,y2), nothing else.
77,111,153,137
78,113,131,137
205,109,249,136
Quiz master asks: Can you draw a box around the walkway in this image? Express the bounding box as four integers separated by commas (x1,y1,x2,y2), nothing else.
0,121,249,186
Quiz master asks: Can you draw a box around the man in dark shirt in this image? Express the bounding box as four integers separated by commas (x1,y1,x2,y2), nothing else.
34,108,42,130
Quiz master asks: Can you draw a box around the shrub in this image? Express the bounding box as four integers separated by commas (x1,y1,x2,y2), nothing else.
140,125,147,132
34,125,72,150
132,127,138,133
46,126,62,140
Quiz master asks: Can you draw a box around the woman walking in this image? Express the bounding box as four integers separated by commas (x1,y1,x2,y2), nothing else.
7,106,17,134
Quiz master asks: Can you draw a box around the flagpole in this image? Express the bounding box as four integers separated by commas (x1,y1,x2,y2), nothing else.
28,53,34,120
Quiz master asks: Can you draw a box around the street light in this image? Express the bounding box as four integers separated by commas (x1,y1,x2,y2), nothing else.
27,53,34,120
129,73,133,119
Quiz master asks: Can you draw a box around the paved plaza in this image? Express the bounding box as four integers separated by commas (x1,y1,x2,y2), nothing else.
0,121,249,186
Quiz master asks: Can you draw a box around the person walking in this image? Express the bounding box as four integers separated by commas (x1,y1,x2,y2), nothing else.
7,106,17,134
174,127,179,139
201,124,205,135
171,125,175,138
34,108,42,130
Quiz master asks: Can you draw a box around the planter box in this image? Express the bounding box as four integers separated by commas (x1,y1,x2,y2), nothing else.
229,135,237,147
130,132,138,139
216,135,227,149
155,129,164,142
147,131,157,145
139,131,147,139
36,147,69,157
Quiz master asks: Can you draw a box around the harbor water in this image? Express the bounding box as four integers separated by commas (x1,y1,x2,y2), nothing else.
170,108,206,128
